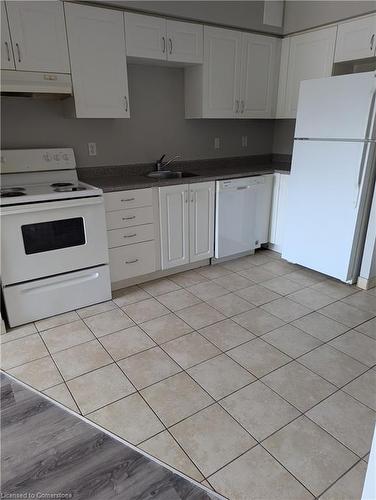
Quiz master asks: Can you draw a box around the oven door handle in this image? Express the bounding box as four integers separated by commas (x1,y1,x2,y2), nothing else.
1,196,104,215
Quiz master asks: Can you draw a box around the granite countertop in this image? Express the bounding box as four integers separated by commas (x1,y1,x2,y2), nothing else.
78,154,291,193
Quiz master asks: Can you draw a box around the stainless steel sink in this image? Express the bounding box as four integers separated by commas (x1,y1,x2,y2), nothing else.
146,170,198,179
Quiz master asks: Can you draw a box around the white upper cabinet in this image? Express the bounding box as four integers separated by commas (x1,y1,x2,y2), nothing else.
240,33,280,118
189,182,215,262
277,26,337,118
125,13,166,61
125,13,203,64
1,3,15,70
166,20,203,64
335,15,376,62
64,3,130,119
5,1,70,73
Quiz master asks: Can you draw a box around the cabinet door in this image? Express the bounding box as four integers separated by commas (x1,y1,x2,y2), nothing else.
159,185,189,269
285,27,337,118
65,4,130,118
335,15,376,62
1,2,14,70
6,1,69,73
240,33,280,118
125,13,166,61
203,26,242,118
189,182,215,263
166,20,203,64
269,173,289,253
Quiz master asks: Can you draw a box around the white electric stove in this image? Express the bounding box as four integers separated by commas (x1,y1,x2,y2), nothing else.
1,148,111,327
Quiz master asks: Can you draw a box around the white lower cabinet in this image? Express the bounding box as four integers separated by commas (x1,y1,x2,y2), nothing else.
269,173,289,253
159,182,215,270
109,241,157,282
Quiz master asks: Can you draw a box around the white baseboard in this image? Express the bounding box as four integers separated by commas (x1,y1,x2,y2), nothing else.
357,275,376,290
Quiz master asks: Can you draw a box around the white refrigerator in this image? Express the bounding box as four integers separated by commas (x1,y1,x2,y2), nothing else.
283,71,376,283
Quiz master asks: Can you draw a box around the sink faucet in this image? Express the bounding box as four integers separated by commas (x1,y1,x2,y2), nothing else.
155,154,181,171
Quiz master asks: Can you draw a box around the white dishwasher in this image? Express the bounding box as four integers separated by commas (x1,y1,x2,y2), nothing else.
215,175,273,259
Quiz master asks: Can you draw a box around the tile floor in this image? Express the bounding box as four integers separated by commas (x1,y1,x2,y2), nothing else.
1,248,375,499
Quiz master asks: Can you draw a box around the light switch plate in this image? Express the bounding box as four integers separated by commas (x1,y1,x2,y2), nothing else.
88,142,97,156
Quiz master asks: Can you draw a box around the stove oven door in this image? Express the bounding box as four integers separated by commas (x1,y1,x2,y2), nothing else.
1,196,109,285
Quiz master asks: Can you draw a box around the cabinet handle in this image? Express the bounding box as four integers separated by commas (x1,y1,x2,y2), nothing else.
184,191,188,203
371,34,375,52
125,259,139,264
4,41,10,62
15,42,21,63
124,95,128,112
162,36,166,53
123,233,137,238
121,197,135,202
235,99,239,113
169,37,173,54
122,216,136,220
241,100,245,113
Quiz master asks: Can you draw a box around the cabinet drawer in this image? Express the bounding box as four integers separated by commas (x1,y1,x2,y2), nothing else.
109,241,157,281
106,206,154,230
104,188,153,211
107,224,155,248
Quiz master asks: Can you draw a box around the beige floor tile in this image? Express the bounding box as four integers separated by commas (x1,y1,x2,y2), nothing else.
140,278,181,297
205,293,255,317
67,363,135,415
197,265,232,279
1,323,37,344
235,284,281,306
141,372,213,427
198,319,255,351
366,286,376,296
237,267,276,283
8,356,62,391
307,391,376,456
112,286,150,307
221,381,300,441
169,269,208,288
311,280,358,300
319,461,367,500
76,300,117,319
262,361,336,412
319,302,374,328
263,416,358,497
243,253,272,266
170,404,256,477
175,303,226,330
210,445,313,500
286,269,327,287
342,370,376,411
213,273,253,292
220,256,256,272
298,345,368,387
356,317,376,340
291,312,349,341
44,383,80,412
40,320,94,353
140,313,192,344
259,260,298,276
162,332,220,369
262,249,282,260
187,281,228,301
262,276,305,295
200,480,213,490
100,326,155,361
227,338,291,378
329,330,376,367
157,289,202,312
1,334,48,370
232,307,285,336
88,393,163,444
288,288,336,310
123,298,170,323
262,324,322,358
83,309,135,337
261,297,312,322
118,346,181,390
35,311,80,332
341,291,376,314
140,430,204,482
188,354,255,400
52,339,112,380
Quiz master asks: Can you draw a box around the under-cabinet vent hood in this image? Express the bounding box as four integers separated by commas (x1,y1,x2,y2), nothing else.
1,70,72,97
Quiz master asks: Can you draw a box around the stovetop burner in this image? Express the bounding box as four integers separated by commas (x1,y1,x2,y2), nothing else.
50,182,74,187
0,191,26,197
1,187,26,192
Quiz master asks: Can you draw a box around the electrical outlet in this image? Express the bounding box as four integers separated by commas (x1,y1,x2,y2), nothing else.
214,137,220,150
242,136,248,148
88,142,97,156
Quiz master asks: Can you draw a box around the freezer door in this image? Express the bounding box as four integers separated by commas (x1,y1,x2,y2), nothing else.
282,140,371,282
295,72,376,140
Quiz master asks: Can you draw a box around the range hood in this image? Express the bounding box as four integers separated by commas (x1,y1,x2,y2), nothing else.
1,70,72,97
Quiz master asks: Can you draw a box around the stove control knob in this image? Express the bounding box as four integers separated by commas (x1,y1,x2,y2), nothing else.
43,153,52,162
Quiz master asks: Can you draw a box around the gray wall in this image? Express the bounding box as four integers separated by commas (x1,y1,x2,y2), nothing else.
272,120,295,155
284,0,376,34
1,64,274,167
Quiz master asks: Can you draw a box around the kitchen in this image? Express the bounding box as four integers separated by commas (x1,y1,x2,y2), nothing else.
1,1,376,499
